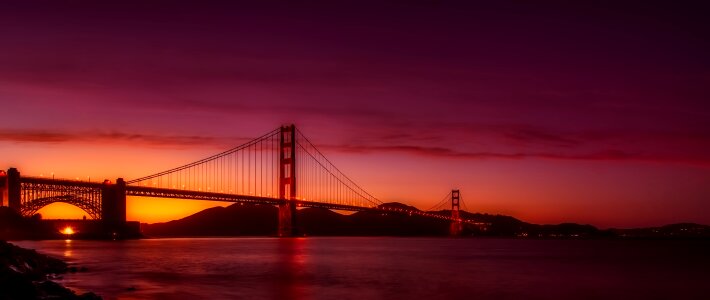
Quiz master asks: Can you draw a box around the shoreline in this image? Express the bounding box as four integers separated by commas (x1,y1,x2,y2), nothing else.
0,240,101,300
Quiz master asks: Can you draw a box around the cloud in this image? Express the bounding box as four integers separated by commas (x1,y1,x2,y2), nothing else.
501,128,581,148
324,144,710,166
0,130,73,143
321,123,710,166
0,129,228,148
2,124,709,167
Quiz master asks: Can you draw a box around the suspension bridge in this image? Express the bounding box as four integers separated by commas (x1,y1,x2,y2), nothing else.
0,125,476,237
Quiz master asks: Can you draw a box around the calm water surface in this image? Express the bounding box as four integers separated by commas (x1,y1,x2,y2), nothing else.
14,238,710,300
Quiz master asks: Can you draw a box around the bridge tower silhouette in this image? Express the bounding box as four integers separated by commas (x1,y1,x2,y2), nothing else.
278,125,297,236
6,168,20,210
101,178,127,236
449,189,463,236
0,170,6,207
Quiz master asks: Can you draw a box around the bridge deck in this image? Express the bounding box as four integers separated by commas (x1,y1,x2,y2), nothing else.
18,177,463,222
126,185,377,212
21,177,104,188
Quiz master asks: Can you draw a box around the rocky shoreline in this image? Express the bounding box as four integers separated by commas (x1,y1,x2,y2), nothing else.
0,240,101,300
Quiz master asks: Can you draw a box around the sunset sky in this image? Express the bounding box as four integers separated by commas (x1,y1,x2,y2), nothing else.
1,1,709,227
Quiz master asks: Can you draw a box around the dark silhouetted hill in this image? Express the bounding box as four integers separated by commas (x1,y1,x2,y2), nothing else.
143,203,452,236
143,204,277,236
142,203,626,237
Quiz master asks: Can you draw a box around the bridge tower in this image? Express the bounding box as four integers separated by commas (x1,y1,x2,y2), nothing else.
102,178,127,239
449,189,463,236
278,124,298,237
0,169,6,207
7,168,21,212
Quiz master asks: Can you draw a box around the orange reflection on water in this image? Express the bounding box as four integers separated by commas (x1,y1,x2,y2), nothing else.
275,237,309,300
63,238,72,257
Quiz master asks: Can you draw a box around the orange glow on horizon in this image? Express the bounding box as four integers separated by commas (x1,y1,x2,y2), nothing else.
126,197,231,223
38,203,92,220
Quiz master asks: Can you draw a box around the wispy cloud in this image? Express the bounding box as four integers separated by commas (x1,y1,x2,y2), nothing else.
324,144,710,166
501,128,581,148
0,129,230,148
2,124,709,166
323,123,710,166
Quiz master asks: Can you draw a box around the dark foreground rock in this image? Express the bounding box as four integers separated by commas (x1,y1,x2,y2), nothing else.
0,240,101,300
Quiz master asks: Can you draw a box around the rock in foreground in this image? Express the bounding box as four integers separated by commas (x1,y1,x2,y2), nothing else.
0,240,101,300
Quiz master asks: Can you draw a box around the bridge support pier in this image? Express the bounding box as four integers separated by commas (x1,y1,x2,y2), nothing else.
7,168,21,212
449,189,463,236
278,201,297,237
102,178,127,239
278,125,298,237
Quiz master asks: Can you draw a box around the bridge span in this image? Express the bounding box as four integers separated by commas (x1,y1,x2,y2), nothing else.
1,125,473,238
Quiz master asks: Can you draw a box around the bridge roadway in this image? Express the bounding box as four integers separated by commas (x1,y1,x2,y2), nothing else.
20,176,454,222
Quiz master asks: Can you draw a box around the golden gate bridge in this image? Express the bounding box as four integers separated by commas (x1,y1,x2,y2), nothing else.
0,125,477,237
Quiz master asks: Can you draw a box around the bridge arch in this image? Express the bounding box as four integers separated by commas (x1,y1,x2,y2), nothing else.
20,195,102,219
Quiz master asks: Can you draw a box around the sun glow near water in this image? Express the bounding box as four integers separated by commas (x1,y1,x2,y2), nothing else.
61,226,74,235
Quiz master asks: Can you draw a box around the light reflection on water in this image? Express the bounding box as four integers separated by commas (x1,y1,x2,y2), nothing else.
13,238,710,300
63,239,72,258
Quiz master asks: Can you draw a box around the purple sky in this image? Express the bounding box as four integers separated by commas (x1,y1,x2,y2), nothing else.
1,1,709,227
